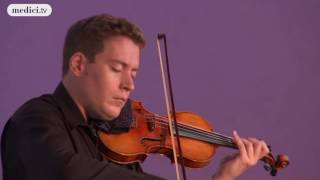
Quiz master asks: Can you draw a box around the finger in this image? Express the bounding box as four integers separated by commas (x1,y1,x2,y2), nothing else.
233,130,249,161
242,138,254,161
260,140,270,157
248,138,262,158
248,138,269,159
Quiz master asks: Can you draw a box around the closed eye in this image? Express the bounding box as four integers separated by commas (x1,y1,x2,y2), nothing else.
111,66,122,72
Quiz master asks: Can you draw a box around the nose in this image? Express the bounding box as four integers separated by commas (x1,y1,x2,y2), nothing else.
121,72,135,92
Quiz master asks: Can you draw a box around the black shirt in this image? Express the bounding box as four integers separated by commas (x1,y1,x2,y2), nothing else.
1,83,165,180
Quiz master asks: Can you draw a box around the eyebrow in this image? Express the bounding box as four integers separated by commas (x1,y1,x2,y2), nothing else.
108,59,139,71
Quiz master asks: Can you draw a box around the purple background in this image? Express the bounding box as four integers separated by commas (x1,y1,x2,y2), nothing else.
1,0,319,179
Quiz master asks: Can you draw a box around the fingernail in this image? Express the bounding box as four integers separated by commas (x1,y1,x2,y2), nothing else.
233,130,238,136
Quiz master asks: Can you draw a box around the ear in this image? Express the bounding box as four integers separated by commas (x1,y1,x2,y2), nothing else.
69,52,88,76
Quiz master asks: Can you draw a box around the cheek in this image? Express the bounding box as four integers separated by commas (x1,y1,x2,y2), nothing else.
101,73,119,90
96,73,120,97
89,68,114,87
86,66,120,98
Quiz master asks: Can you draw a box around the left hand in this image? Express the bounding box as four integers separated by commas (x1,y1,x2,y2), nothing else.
212,131,270,180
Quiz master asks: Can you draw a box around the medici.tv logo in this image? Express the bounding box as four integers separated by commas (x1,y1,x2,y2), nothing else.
7,4,52,17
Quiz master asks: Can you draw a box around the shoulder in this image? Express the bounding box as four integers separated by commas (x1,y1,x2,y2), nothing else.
7,94,65,131
14,94,61,118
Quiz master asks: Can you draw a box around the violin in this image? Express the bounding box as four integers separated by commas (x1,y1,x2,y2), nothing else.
97,99,289,176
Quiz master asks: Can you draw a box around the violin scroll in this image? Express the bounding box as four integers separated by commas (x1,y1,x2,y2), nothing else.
262,153,289,176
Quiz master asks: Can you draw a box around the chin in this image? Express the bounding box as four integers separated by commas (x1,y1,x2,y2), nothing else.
100,103,121,120
104,109,121,120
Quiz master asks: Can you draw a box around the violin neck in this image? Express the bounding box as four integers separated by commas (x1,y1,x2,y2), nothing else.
172,126,238,149
149,114,238,149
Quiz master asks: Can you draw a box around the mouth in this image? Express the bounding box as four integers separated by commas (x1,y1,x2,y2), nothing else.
113,97,127,106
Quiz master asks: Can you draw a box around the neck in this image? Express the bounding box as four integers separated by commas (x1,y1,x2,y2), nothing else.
62,78,88,121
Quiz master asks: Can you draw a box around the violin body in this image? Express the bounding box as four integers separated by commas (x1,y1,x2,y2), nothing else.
98,100,216,168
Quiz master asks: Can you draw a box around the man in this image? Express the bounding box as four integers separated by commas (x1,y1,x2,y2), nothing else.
1,14,269,180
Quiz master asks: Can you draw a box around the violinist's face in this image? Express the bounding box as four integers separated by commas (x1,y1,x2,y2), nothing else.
78,36,140,120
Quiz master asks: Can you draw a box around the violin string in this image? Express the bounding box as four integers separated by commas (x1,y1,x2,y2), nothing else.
152,122,236,148
151,122,234,148
150,116,271,151
173,124,236,148
144,114,237,148
177,126,237,148
145,114,233,143
148,114,234,142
